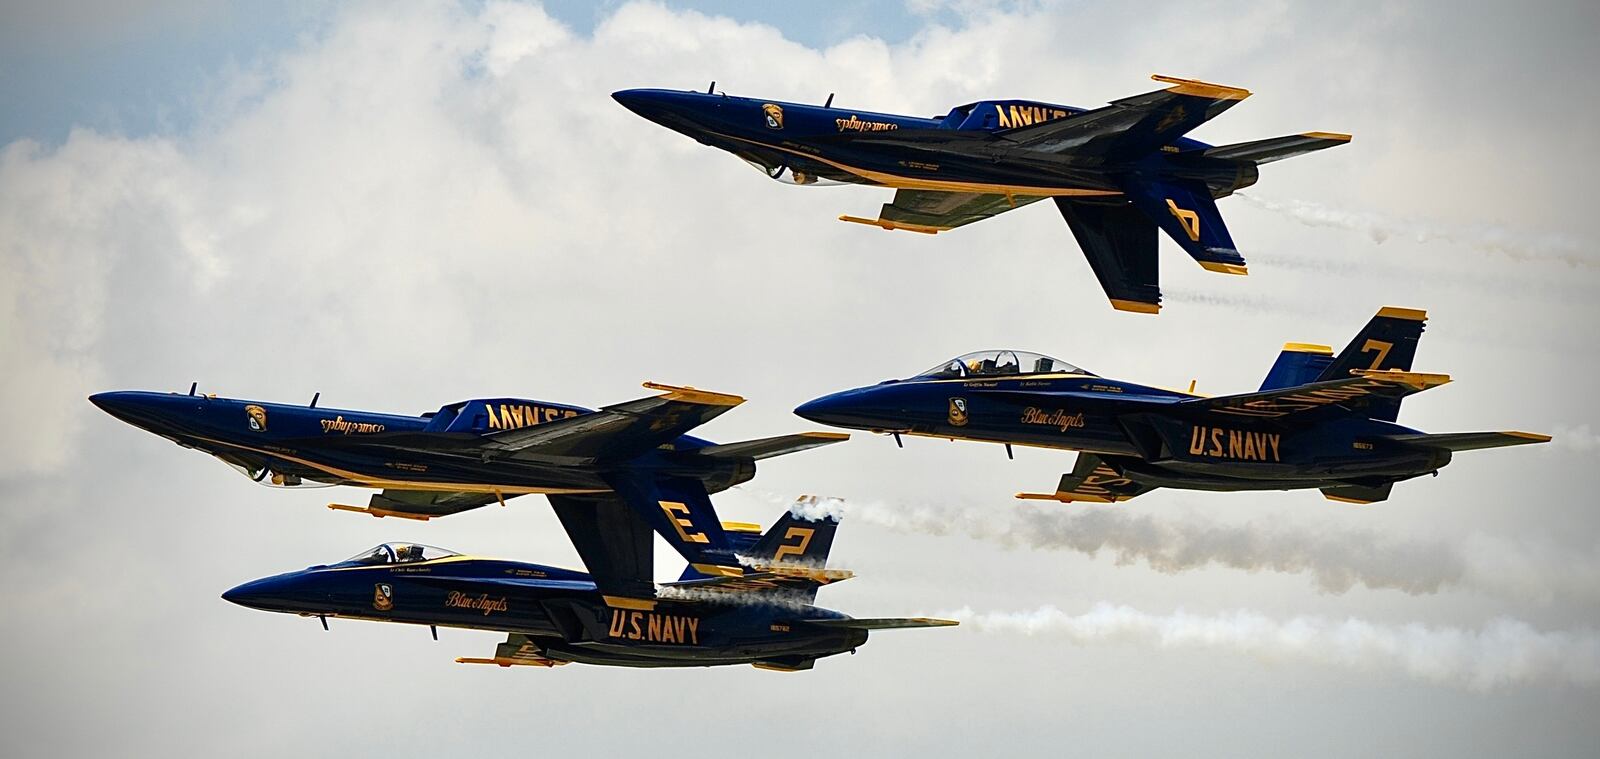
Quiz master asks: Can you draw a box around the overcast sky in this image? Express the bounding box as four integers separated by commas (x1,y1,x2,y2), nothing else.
2,1,1598,756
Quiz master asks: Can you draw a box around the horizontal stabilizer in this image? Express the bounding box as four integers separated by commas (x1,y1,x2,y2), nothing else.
1203,132,1351,165
693,432,849,460
1381,430,1552,452
806,617,959,630
1183,369,1449,422
1321,482,1394,505
997,74,1248,158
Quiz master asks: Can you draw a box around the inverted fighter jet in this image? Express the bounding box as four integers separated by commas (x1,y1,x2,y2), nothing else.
795,307,1550,504
90,383,845,604
615,75,1348,313
222,507,954,672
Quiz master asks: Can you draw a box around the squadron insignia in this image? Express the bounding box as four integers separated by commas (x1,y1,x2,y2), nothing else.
372,583,394,611
762,103,784,130
245,404,268,432
948,397,969,427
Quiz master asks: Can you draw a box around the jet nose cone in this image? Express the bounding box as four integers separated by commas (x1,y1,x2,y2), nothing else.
611,88,658,117
795,391,861,428
222,575,299,611
88,391,130,417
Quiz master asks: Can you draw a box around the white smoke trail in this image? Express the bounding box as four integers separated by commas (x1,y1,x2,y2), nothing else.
1553,424,1600,455
1236,193,1594,269
761,492,1600,604
944,603,1600,691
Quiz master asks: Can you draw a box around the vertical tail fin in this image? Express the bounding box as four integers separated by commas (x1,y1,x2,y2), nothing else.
1315,307,1428,421
1120,177,1245,274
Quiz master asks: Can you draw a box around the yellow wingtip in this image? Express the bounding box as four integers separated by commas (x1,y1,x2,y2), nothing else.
1109,298,1161,314
642,382,745,406
1199,261,1249,275
1151,74,1251,100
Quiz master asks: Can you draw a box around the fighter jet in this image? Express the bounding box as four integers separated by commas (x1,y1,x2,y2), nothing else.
222,507,954,672
794,307,1550,504
90,383,845,603
615,75,1348,313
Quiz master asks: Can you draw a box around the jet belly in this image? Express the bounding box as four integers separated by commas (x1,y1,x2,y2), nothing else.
1139,417,1452,484
555,603,863,667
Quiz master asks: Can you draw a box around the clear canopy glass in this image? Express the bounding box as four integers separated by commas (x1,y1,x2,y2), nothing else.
914,350,1089,379
342,543,460,566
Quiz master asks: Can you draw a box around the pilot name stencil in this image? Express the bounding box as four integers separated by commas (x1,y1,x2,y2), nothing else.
1188,426,1282,462
836,115,898,132
608,610,701,645
444,591,509,615
1021,407,1086,432
320,416,385,434
485,403,579,430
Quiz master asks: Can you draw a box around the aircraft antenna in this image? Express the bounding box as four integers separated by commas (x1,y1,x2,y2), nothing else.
187,382,197,396
707,80,715,94
309,392,320,408
824,93,834,108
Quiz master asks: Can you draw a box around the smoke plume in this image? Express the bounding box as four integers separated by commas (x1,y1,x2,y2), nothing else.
945,603,1600,691
773,493,1600,603
1236,193,1594,268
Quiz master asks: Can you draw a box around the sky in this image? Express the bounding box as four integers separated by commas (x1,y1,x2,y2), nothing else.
2,1,1598,756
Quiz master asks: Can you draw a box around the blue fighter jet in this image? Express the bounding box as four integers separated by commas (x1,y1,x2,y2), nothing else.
615,75,1349,313
90,383,845,604
223,506,955,671
795,307,1550,504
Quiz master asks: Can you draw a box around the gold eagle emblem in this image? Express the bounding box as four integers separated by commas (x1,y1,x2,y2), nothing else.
762,103,784,130
244,404,268,432
372,583,394,611
948,397,969,427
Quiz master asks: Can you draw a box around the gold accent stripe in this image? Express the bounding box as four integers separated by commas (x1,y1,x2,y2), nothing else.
642,382,744,406
1282,342,1333,354
1151,74,1251,100
1014,491,1115,504
752,662,804,672
602,596,658,611
1300,131,1352,141
711,130,1122,198
1376,306,1427,321
1351,369,1452,390
1198,261,1249,275
1502,431,1553,443
690,563,745,578
799,431,850,440
1109,298,1161,314
327,503,432,521
720,521,762,533
1323,493,1376,505
838,215,945,234
187,434,608,496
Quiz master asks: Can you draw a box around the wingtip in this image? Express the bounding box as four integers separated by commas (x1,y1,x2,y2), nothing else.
642,382,745,406
1503,430,1553,444
1199,261,1249,276
1300,131,1353,142
1109,298,1161,314
1151,74,1251,100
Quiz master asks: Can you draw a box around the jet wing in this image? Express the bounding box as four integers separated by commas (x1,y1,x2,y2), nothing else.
805,617,959,630
1178,370,1452,422
481,382,743,463
996,75,1250,160
840,189,1046,234
1054,198,1162,313
547,493,658,604
1015,453,1159,503
455,634,568,668
691,431,849,460
327,489,514,521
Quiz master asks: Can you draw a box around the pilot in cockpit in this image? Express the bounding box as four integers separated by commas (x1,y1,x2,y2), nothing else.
399,544,424,563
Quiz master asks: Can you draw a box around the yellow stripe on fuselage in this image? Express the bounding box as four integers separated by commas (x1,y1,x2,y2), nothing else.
188,434,609,496
711,130,1123,199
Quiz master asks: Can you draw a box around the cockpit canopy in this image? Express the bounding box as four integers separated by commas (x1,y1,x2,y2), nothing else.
342,543,459,566
914,350,1090,380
